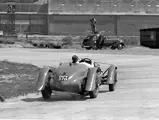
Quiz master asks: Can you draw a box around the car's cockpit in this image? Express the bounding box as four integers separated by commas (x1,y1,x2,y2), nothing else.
78,58,100,68
78,58,92,65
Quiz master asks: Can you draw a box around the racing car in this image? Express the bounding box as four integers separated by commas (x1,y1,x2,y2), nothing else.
36,57,118,100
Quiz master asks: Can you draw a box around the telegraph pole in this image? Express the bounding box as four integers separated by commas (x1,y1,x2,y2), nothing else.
6,4,16,36
114,15,118,36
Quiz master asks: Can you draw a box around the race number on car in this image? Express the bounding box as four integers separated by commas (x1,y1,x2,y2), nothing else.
59,75,69,81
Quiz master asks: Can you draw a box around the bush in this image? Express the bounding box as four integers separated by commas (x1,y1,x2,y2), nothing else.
47,42,55,48
0,39,15,44
77,36,85,43
121,36,140,46
62,36,73,46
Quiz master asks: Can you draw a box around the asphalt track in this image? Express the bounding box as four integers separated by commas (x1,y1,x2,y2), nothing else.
0,48,159,120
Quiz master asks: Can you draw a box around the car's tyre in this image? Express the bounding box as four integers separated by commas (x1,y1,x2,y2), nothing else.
86,47,91,50
109,84,115,91
89,83,99,98
117,44,123,50
110,45,116,50
33,43,37,47
41,86,52,100
109,69,117,91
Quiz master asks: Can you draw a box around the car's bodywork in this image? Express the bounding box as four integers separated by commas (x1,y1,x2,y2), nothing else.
82,32,125,50
36,58,118,99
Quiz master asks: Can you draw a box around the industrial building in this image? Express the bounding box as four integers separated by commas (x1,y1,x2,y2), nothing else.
1,0,159,36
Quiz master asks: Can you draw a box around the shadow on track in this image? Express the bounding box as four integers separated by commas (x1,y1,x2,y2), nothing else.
21,89,109,102
21,92,89,102
99,90,109,93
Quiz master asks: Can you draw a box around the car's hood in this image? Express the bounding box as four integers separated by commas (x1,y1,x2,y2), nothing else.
55,62,89,78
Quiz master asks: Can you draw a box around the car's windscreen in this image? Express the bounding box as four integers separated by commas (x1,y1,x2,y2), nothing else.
86,35,94,39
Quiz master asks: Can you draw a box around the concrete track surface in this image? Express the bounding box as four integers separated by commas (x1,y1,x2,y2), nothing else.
0,48,159,120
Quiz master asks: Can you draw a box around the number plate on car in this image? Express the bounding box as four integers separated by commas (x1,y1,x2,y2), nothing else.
59,75,69,81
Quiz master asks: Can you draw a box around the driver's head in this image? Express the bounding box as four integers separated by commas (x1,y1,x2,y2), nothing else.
72,55,78,63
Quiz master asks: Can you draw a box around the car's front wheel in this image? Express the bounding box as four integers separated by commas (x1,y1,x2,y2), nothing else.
117,43,124,50
86,47,91,50
41,86,52,100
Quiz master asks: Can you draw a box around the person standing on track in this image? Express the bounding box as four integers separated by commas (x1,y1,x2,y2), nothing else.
90,17,97,34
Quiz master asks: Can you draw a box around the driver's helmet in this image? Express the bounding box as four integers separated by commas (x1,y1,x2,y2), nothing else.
72,55,79,63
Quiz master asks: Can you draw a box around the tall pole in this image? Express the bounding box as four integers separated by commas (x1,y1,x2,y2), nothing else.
29,14,31,33
0,16,1,30
47,0,49,35
7,4,16,36
114,15,118,36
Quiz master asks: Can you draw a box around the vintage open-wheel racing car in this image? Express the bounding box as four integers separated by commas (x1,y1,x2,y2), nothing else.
81,31,125,50
36,57,118,100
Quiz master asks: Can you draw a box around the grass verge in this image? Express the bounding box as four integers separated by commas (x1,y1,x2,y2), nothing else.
0,60,40,101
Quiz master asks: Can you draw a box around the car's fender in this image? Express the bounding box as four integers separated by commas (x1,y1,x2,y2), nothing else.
36,66,53,91
85,67,98,91
107,65,117,84
120,42,125,47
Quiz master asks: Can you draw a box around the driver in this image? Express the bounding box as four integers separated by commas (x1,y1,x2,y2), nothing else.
72,55,94,68
72,55,79,64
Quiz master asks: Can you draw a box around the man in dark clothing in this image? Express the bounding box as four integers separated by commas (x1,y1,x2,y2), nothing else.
90,17,97,34
89,18,103,49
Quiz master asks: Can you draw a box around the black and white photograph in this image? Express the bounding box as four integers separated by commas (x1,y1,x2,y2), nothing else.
0,0,159,120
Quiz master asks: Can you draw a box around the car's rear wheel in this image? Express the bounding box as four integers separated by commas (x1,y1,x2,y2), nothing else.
89,82,99,98
117,44,123,50
41,86,52,100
